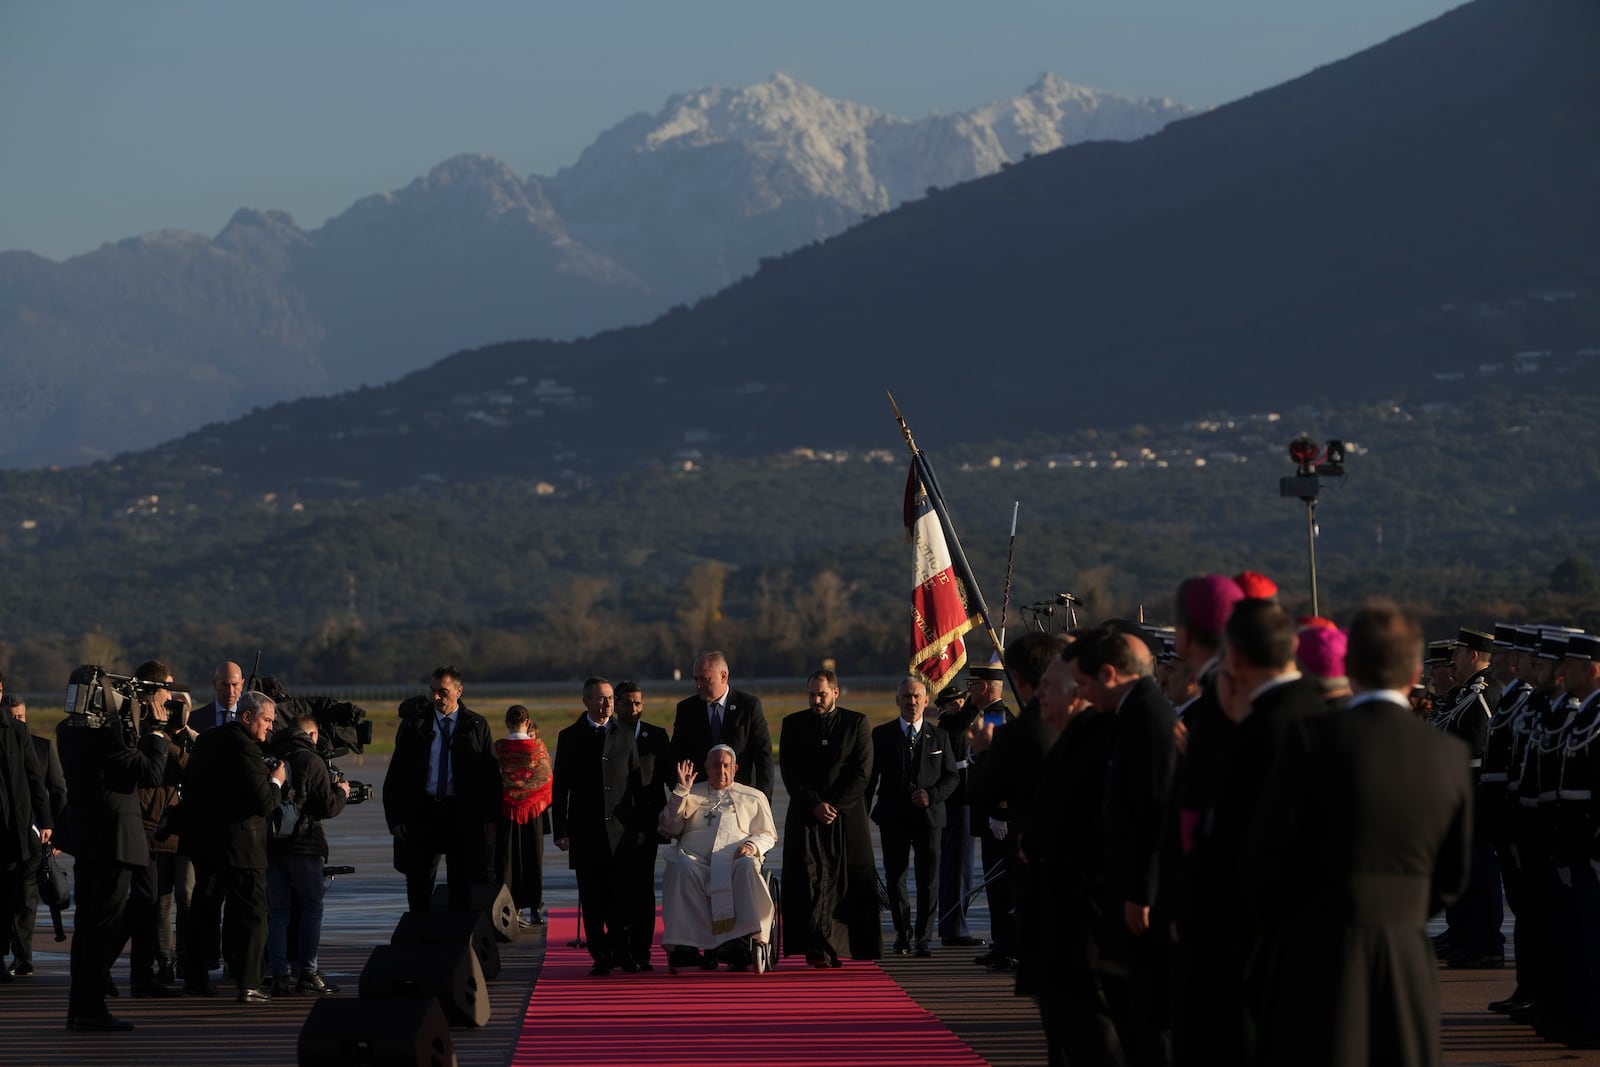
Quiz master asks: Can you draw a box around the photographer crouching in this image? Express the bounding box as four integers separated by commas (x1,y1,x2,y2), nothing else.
264,710,349,994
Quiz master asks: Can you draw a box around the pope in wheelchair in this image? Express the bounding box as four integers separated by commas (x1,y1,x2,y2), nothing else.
659,744,778,973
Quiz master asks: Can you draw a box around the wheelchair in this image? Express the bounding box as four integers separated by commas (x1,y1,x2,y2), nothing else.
666,869,783,974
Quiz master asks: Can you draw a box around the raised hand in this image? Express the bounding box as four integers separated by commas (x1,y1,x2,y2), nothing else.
676,759,698,790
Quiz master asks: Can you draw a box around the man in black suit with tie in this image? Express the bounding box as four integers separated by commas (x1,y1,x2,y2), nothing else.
1,692,54,984
552,677,642,974
5,695,67,979
187,662,244,733
614,680,672,971
868,676,958,958
670,651,773,799
181,690,286,1003
383,666,501,913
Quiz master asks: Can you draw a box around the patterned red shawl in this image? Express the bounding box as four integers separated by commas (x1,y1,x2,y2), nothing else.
495,737,553,824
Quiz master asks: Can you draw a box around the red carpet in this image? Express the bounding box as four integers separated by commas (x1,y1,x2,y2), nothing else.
511,908,990,1066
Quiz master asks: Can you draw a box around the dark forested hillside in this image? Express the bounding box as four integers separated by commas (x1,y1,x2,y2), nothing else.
2,388,1597,690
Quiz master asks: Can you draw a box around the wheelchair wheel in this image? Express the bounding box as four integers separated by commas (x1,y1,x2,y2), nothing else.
763,869,782,971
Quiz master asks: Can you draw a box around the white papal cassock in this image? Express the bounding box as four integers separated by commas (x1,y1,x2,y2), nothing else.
658,781,778,949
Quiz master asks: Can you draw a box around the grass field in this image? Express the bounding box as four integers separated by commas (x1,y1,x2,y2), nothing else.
25,682,910,758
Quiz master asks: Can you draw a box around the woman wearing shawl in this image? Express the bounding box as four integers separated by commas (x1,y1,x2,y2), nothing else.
495,705,553,927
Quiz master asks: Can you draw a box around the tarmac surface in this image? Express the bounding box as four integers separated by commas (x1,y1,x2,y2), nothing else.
2,752,1589,1066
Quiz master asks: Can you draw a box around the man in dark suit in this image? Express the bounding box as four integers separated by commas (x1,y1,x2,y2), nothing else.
1175,599,1326,1065
868,676,958,958
552,677,642,974
5,695,67,979
670,651,773,799
1072,622,1177,1066
187,662,245,733
968,632,1068,971
181,690,285,1003
1249,601,1472,1067
56,673,169,1029
382,665,502,913
614,680,672,971
1,695,53,985
779,668,878,966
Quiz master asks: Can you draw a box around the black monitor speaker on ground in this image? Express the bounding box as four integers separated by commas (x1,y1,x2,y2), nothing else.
359,943,490,1028
297,996,455,1067
428,881,518,942
392,908,502,980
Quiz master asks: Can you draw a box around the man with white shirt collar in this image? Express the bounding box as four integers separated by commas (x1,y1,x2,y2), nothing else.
868,676,958,958
383,666,501,913
1248,600,1471,1067
189,662,244,732
552,677,642,975
614,681,672,972
670,652,773,799
1178,599,1327,1063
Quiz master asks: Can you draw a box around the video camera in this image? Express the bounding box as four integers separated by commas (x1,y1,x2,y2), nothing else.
328,763,375,805
64,664,190,734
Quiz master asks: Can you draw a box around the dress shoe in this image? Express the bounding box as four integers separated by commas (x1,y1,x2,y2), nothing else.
589,962,612,976
913,941,933,958
183,978,220,997
635,961,654,973
130,980,184,998
806,953,839,969
892,935,911,956
67,1013,135,1032
973,951,996,966
268,975,295,996
297,970,339,995
237,988,272,1004
986,955,1018,972
10,960,34,977
616,957,641,974
941,936,985,947
157,959,176,984
104,974,119,998
1488,989,1533,1013
698,955,720,971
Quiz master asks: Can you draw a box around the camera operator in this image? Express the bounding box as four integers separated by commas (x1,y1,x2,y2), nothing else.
55,667,171,1031
264,710,348,995
179,691,286,1004
124,661,191,998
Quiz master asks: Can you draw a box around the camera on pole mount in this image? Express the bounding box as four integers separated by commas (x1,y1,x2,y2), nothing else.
1277,434,1348,617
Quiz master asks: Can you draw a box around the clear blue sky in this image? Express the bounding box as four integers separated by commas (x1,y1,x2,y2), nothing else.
1,0,1462,260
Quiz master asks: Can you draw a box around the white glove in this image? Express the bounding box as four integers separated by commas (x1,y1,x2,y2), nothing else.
988,817,1008,841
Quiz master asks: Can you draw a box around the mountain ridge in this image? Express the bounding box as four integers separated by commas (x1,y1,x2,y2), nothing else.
0,73,1191,469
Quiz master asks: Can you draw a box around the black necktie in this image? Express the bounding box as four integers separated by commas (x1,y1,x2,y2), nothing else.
437,715,453,797
710,702,724,744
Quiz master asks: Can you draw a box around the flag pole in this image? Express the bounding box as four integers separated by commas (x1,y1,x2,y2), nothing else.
998,501,1019,648
890,392,1021,703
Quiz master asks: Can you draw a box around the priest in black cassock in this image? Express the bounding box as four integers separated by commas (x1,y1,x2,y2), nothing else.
778,669,879,966
1247,601,1471,1067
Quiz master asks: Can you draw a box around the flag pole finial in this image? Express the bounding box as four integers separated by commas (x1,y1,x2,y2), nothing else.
888,390,918,454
